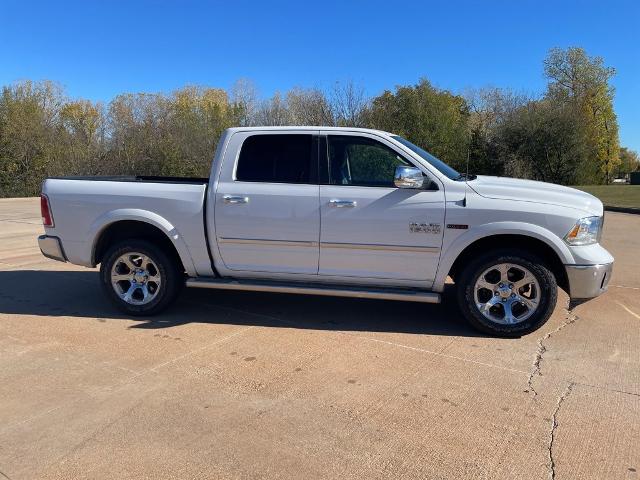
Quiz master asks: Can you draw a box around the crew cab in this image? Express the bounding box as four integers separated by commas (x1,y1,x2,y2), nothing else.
38,127,613,336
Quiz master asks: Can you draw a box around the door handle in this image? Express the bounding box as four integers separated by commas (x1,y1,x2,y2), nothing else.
329,199,357,208
223,195,249,205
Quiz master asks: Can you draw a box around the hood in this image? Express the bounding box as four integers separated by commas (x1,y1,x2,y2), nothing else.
468,176,603,216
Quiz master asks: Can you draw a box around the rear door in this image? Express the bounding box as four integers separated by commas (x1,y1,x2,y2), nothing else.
318,132,445,281
214,131,320,274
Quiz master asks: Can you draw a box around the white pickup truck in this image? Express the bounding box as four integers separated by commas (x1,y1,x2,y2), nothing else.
39,127,613,336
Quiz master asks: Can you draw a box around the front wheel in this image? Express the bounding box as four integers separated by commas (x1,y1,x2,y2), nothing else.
100,240,182,316
456,249,558,337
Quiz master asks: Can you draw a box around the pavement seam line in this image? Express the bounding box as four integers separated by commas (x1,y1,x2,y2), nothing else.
356,336,528,374
572,381,640,398
0,326,255,436
0,392,93,437
615,301,640,320
548,381,574,480
0,219,42,225
609,284,640,290
148,325,255,372
526,309,579,397
351,337,457,425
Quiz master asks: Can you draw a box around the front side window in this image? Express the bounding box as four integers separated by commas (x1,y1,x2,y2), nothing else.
391,135,461,180
328,135,410,187
236,134,313,184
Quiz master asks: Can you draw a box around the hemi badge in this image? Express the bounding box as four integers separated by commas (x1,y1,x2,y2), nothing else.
446,224,468,230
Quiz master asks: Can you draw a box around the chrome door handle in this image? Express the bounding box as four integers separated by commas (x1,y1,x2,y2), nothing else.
329,199,357,208
223,195,249,205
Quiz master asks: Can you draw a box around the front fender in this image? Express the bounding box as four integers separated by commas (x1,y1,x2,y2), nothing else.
87,209,197,276
432,221,574,292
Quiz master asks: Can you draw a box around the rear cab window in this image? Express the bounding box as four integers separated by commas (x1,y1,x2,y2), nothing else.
235,134,315,184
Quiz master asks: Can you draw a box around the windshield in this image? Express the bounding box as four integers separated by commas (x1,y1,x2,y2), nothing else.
391,135,462,180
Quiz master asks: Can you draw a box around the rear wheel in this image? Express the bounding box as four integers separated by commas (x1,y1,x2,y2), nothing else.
100,240,182,315
456,249,558,337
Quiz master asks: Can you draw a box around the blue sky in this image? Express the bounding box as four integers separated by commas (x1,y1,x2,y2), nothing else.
1,0,639,150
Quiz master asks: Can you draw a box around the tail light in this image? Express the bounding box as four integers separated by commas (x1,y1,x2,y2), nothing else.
40,194,54,227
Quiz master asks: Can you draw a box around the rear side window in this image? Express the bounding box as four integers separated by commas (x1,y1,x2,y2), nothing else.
236,134,314,184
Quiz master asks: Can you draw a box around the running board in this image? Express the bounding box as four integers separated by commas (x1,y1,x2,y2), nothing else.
186,278,440,304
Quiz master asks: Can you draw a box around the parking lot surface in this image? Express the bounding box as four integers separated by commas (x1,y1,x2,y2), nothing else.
0,197,638,479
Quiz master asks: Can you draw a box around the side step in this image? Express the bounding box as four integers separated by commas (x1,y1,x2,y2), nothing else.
186,278,440,304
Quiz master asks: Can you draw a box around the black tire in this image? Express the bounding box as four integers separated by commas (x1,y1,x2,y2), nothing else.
456,249,558,337
100,239,183,316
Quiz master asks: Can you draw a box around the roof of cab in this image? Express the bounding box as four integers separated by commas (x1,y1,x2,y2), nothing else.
224,126,394,137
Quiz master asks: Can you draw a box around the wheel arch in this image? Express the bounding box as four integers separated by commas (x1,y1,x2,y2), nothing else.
435,224,572,294
89,210,196,275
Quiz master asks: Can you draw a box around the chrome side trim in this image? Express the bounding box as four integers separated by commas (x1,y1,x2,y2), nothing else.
217,238,440,253
320,242,440,253
186,278,441,304
218,237,319,247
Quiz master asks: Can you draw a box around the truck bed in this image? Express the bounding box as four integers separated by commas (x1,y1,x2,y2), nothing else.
41,176,214,277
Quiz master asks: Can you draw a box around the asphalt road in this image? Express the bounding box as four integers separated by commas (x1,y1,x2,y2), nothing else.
0,197,638,480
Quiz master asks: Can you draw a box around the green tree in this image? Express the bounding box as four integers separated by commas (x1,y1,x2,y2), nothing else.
254,92,291,126
464,87,529,175
544,47,620,183
0,81,65,196
617,147,640,177
366,79,469,169
286,87,334,126
229,79,259,127
58,99,106,175
0,52,627,198
498,99,585,184
331,81,369,127
106,92,169,175
105,87,233,177
164,86,232,176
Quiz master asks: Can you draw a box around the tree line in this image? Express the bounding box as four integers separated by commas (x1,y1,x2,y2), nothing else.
1,47,637,198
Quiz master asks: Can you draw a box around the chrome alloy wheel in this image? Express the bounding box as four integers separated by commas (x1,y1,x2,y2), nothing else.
111,252,162,305
473,263,540,325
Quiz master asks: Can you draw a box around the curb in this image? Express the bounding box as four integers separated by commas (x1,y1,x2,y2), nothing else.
605,206,640,215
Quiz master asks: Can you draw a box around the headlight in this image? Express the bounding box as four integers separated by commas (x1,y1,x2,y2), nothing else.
564,216,603,246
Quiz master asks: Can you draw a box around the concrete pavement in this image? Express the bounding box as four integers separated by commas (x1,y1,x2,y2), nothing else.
0,197,638,479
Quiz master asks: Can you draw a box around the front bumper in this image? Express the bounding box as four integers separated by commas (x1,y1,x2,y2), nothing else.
38,235,67,262
565,263,612,300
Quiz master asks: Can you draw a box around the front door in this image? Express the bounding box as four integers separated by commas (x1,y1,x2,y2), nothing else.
319,133,445,281
214,132,320,275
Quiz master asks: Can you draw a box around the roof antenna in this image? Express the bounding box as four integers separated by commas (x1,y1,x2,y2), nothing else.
462,136,471,207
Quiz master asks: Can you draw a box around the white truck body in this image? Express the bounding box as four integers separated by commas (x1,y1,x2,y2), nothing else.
39,126,613,335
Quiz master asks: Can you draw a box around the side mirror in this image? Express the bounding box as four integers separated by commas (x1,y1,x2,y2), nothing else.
394,166,424,189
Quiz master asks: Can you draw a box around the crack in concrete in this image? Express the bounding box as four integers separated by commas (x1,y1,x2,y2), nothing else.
0,469,13,480
527,343,546,396
548,382,574,480
526,309,579,397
